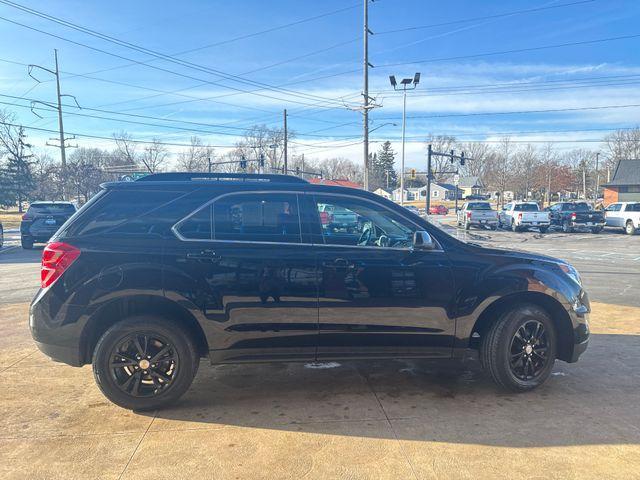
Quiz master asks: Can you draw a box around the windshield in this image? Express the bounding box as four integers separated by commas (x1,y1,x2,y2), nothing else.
514,203,539,212
467,202,492,210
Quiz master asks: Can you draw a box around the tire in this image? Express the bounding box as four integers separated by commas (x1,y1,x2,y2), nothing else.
625,220,636,235
511,220,519,232
0,225,3,248
464,220,471,230
562,221,573,233
591,227,602,234
21,235,33,249
539,227,548,234
490,225,497,231
480,304,557,392
93,316,199,411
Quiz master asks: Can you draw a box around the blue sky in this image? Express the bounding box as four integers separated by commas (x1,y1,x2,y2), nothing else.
1,0,639,166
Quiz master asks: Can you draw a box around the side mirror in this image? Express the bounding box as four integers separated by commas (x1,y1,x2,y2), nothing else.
413,230,436,250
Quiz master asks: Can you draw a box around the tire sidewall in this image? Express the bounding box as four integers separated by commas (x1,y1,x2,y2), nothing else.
93,316,197,411
494,305,557,391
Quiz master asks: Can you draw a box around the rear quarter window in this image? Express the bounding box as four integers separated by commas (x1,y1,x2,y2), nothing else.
62,189,187,238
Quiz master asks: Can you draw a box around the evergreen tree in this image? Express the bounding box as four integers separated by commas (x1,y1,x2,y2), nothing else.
0,124,35,211
371,141,397,191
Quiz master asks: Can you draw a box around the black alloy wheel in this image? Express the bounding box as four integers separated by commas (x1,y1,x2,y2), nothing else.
93,316,198,410
508,320,549,381
109,332,178,398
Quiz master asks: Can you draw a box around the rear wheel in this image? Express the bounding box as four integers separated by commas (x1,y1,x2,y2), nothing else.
539,227,548,234
625,220,636,235
511,220,520,232
464,220,471,230
562,221,573,233
591,227,603,234
481,304,557,392
93,316,199,410
21,235,33,249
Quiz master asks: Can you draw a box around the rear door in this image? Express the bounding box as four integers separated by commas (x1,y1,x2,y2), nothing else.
605,203,622,226
307,193,456,359
165,190,319,363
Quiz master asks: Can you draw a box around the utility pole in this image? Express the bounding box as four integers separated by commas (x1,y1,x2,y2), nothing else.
28,49,79,198
54,50,66,171
363,0,370,190
582,166,587,200
426,144,432,212
595,152,600,201
208,156,212,173
283,109,288,174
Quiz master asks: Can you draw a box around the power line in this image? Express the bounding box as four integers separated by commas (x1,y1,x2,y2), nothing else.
376,0,597,35
0,1,357,108
378,32,640,69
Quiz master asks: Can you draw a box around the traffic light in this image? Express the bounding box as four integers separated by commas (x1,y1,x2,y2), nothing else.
410,168,416,179
460,152,466,166
259,154,265,168
240,156,247,170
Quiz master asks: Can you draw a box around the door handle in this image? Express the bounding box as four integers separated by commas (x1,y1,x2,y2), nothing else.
186,249,221,262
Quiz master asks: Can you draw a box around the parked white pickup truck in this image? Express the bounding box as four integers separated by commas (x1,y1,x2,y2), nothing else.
498,202,550,232
604,202,640,235
457,201,498,230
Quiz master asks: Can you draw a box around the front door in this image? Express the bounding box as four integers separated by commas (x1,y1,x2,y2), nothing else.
307,193,456,359
165,191,318,363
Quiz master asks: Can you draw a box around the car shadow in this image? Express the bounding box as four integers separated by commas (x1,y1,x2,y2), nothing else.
142,332,640,447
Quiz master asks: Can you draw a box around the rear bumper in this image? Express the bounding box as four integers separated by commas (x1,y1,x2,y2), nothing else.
569,221,605,228
33,340,83,366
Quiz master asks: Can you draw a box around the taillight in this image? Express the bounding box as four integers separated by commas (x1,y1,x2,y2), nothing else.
22,214,30,220
466,212,472,218
41,242,81,289
571,212,577,220
518,213,523,220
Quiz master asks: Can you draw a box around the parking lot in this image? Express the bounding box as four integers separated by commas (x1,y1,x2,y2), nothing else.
1,219,639,480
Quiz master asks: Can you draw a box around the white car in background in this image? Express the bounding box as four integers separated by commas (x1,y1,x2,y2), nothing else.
498,201,550,233
604,202,640,235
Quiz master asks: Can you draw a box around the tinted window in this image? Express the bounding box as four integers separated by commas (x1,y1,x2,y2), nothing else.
467,202,491,210
607,204,622,212
513,203,539,212
28,203,76,214
563,203,590,211
176,205,212,240
66,189,184,237
314,195,414,248
213,193,301,243
626,203,640,212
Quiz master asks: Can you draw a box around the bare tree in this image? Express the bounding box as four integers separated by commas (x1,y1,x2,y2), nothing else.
112,131,139,168
176,136,214,172
424,134,457,182
0,109,35,211
314,157,363,183
458,141,493,183
485,137,514,205
603,128,640,181
140,138,168,173
512,144,540,200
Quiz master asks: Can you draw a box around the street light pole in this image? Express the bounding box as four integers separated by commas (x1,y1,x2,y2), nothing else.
390,73,420,206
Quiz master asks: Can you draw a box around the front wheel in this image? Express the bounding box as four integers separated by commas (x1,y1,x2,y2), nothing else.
481,304,557,392
626,221,636,235
93,316,199,410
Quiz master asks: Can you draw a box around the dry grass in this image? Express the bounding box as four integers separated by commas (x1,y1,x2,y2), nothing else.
0,210,23,230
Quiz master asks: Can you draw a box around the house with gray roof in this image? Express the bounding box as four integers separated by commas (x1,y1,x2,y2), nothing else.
602,159,640,205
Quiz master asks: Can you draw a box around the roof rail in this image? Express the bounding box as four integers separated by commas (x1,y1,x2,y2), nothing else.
135,172,308,184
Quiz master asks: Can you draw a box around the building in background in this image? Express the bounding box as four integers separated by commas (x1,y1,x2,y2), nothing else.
602,159,640,204
373,188,392,200
392,183,457,203
446,175,485,198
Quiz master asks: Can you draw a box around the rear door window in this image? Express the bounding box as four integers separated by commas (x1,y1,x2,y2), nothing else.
212,193,301,243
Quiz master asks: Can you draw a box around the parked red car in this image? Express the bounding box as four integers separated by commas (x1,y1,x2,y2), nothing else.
429,205,449,215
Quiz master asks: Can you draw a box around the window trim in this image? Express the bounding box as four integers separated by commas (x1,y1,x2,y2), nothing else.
172,190,444,252
172,190,304,245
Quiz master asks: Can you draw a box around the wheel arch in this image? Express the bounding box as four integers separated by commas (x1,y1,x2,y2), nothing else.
468,291,574,362
81,294,209,364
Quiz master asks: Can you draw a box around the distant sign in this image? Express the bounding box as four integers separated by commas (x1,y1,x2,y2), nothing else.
120,172,149,182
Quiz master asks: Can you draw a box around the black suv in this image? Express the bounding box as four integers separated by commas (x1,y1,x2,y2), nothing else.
30,173,590,410
20,201,77,249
